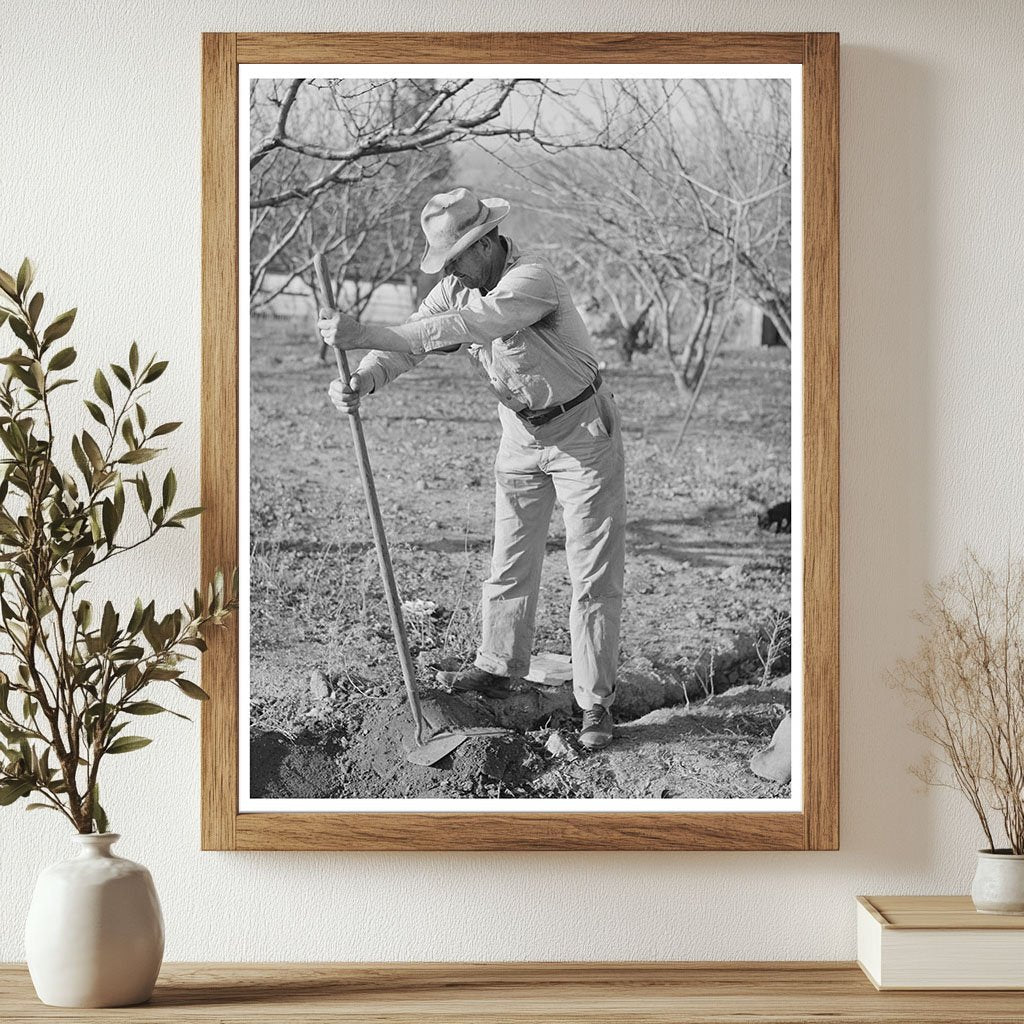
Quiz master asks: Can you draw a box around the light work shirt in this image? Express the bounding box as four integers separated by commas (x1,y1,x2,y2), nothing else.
354,238,599,412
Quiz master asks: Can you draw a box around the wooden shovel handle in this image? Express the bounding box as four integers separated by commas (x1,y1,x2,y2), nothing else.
313,255,425,744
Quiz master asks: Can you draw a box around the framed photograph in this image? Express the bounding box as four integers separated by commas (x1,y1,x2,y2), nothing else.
201,32,838,850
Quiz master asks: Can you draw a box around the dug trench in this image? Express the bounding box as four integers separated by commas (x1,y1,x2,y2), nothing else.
250,635,791,801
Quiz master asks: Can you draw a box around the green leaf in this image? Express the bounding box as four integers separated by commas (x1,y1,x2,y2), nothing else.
88,506,102,544
142,360,168,383
126,598,145,635
118,448,158,465
168,507,203,524
27,292,43,328
136,473,152,513
136,404,147,432
93,369,113,408
110,646,145,666
83,400,106,427
150,421,182,438
110,363,131,388
0,310,9,331
101,498,116,546
16,258,34,298
8,620,29,650
42,308,76,344
47,346,77,371
8,317,31,345
105,735,152,755
113,475,125,522
124,701,165,715
175,679,210,701
107,721,129,741
0,722,28,743
0,779,33,805
162,468,176,508
91,785,108,834
124,700,188,722
76,599,93,631
129,342,139,375
100,601,117,647
0,269,18,300
81,431,105,472
121,418,137,450
0,429,20,460
26,803,61,813
71,435,92,482
123,665,141,692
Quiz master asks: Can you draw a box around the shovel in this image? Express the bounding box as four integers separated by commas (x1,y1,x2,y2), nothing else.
313,254,470,767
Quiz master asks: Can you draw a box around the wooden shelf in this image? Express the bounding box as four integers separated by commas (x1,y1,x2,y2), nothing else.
4,962,1024,1022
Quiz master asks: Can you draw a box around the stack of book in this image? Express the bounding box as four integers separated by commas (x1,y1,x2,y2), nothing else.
857,895,1024,990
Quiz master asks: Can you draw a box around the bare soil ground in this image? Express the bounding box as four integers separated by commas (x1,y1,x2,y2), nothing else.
248,315,792,801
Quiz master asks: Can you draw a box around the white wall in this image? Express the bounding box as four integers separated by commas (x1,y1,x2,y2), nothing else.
2,0,1022,962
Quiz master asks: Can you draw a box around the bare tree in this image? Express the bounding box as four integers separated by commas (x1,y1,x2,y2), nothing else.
249,78,587,321
529,78,791,393
250,80,460,318
249,148,448,317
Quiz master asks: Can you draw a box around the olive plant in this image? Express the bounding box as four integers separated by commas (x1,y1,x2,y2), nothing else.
0,259,235,833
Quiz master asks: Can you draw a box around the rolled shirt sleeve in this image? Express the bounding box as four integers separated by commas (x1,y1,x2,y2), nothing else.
350,282,452,389
382,265,559,355
354,349,425,394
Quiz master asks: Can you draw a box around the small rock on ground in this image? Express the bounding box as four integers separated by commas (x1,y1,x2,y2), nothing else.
309,669,332,701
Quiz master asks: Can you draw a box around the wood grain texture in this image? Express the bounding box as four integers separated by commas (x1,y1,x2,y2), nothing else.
200,32,238,852
235,32,807,64
234,810,806,852
3,962,1023,1023
201,32,841,851
801,33,841,852
862,895,1024,930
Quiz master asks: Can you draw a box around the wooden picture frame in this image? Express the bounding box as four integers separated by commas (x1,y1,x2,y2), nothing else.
201,32,838,851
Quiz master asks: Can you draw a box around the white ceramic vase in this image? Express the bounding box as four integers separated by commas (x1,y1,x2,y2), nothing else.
971,849,1024,915
25,833,164,1007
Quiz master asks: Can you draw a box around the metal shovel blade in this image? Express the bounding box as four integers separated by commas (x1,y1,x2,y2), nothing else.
405,731,469,767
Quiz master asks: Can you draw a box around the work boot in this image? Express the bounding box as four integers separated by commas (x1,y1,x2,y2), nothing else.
436,665,512,698
579,706,614,750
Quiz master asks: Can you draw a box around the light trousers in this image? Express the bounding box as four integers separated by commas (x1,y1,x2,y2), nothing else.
474,390,626,710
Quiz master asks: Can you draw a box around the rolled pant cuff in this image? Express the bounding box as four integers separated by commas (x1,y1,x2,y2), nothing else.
574,693,616,712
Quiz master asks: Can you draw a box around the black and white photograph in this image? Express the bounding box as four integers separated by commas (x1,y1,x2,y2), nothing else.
241,65,801,810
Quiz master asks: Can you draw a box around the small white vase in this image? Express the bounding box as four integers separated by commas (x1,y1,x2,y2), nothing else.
971,849,1024,915
25,833,164,1007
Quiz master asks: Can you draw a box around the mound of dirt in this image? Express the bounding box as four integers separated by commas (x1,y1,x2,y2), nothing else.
250,665,791,801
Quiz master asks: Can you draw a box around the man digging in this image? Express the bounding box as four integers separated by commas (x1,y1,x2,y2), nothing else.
318,187,625,751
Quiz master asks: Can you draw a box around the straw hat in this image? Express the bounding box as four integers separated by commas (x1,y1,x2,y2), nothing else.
419,187,510,274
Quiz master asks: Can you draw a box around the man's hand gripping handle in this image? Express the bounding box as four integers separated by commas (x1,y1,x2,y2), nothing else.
314,255,364,416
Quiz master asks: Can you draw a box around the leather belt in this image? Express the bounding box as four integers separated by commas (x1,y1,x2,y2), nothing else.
516,371,603,427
